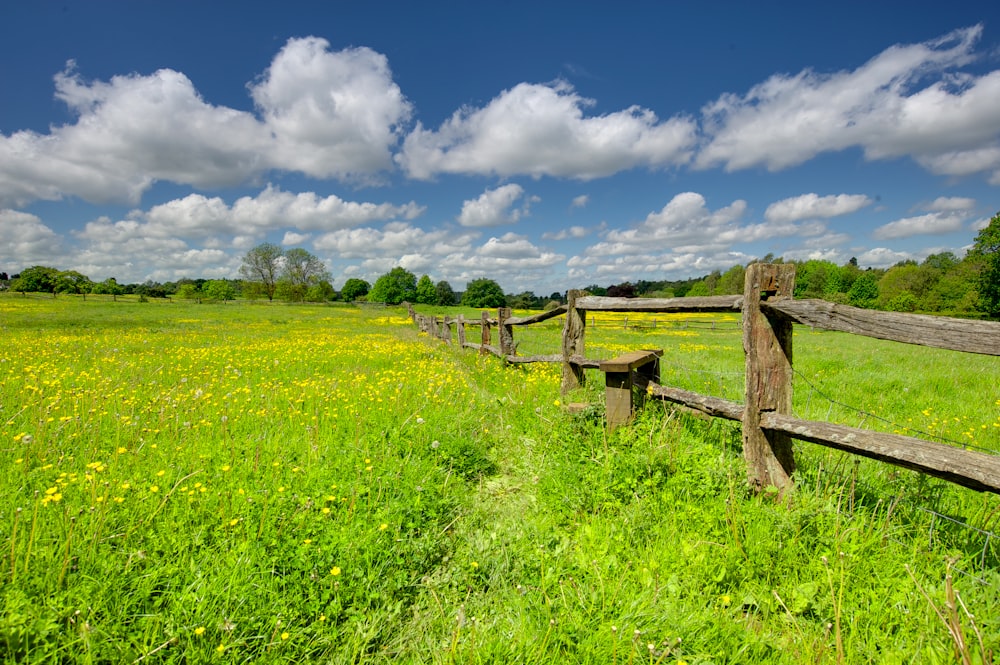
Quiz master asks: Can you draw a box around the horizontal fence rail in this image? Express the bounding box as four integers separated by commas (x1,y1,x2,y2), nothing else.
406,263,1000,496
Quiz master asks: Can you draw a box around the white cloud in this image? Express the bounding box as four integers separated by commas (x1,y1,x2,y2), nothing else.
571,194,589,208
0,210,65,268
249,37,411,180
542,225,589,241
397,80,697,180
457,184,526,227
872,196,976,239
583,192,752,257
970,216,992,231
0,37,412,208
313,223,477,258
696,25,1000,182
857,247,914,268
764,193,872,223
925,196,976,212
312,222,563,293
282,231,311,245
479,232,540,258
566,191,846,285
83,185,421,243
872,212,965,239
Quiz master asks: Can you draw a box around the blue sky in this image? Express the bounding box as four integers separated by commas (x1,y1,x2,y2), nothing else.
2,1,999,295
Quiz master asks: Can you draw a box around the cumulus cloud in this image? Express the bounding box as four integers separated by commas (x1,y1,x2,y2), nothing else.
397,80,697,180
457,184,527,227
313,222,477,259
565,191,843,285
0,37,411,208
872,212,966,239
872,196,977,239
50,186,421,282
249,37,411,180
582,192,757,258
312,222,563,292
764,193,872,223
0,210,65,268
925,196,976,212
857,247,915,268
77,185,422,244
696,25,1000,182
571,194,589,208
542,225,589,241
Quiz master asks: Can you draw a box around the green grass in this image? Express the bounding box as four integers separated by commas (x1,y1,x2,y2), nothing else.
2,295,998,663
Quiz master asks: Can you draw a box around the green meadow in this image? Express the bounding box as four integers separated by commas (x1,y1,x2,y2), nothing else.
2,295,998,663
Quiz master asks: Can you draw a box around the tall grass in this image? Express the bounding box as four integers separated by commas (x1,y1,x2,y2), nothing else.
2,295,998,663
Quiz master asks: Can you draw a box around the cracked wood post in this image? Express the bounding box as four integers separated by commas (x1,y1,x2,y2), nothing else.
456,315,466,347
743,263,797,494
561,289,586,394
480,310,491,357
429,315,439,339
498,307,514,358
441,316,452,344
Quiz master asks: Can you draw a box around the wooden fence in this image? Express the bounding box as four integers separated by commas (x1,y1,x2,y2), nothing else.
407,264,1000,496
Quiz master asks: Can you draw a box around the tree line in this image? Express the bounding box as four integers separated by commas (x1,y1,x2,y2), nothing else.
4,212,997,317
583,211,1000,319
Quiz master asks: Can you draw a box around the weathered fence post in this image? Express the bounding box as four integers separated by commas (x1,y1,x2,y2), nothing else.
480,310,491,356
441,316,452,344
743,263,796,495
429,315,439,339
457,315,466,347
561,289,586,394
498,307,514,358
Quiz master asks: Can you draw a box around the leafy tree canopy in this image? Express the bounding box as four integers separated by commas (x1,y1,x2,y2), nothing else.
12,266,60,294
462,278,506,308
434,280,456,306
971,211,1000,317
368,267,417,305
203,280,237,301
415,275,436,304
239,243,283,301
340,278,370,302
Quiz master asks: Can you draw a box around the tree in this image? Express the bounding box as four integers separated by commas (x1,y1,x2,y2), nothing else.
203,280,236,301
305,280,336,302
55,270,93,298
462,278,506,308
715,265,745,296
506,291,539,309
847,271,879,308
240,243,283,301
685,281,711,297
793,260,838,299
415,275,436,304
606,282,636,298
11,266,60,295
434,280,456,306
876,264,934,310
969,211,1000,317
92,277,125,301
277,248,330,302
340,278,370,302
176,283,201,301
368,267,417,305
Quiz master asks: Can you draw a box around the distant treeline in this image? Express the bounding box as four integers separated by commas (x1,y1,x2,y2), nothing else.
3,210,998,317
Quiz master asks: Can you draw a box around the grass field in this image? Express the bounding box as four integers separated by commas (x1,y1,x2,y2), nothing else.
2,295,999,663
